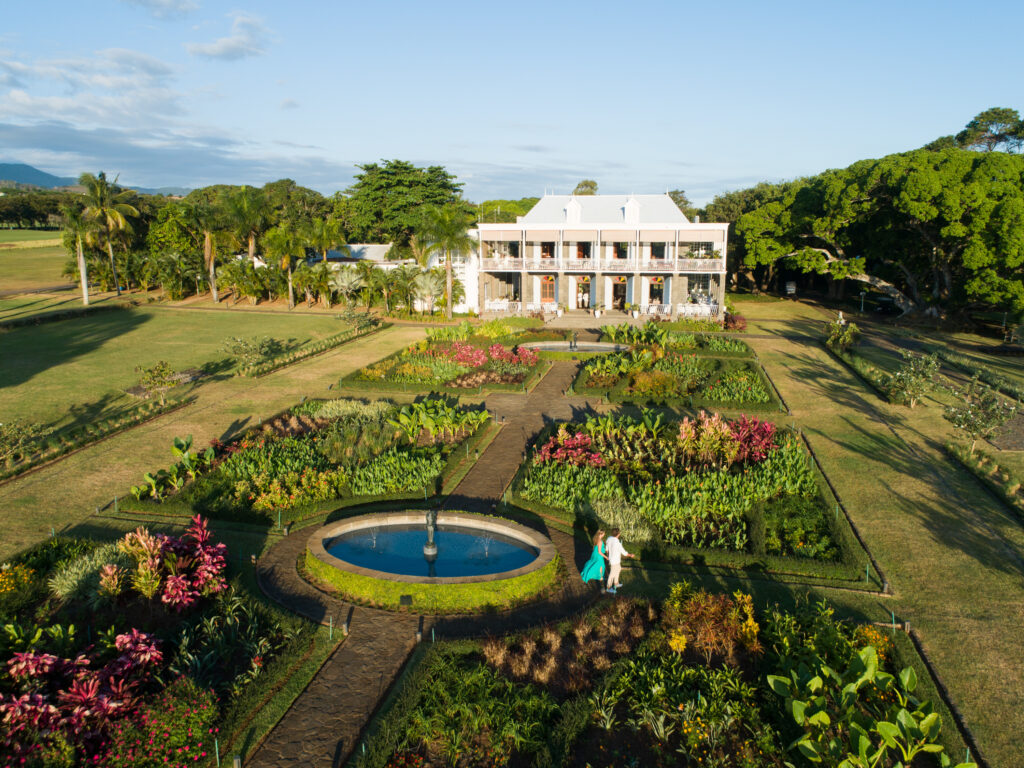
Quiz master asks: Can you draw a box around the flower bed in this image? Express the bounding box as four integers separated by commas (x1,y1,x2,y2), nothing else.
119,398,490,526
571,328,779,409
517,413,839,559
0,520,301,768
355,587,970,768
601,321,752,355
344,337,548,394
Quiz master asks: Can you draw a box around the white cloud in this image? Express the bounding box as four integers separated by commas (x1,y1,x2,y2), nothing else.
0,48,180,129
279,98,299,110
120,0,198,18
185,14,267,60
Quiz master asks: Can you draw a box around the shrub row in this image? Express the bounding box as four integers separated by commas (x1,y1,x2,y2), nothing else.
0,397,192,484
0,302,129,330
945,441,1024,522
927,344,1024,404
823,341,894,402
237,323,388,377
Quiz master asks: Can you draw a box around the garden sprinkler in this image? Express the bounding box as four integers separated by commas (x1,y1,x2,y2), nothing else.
214,739,220,766
329,616,333,640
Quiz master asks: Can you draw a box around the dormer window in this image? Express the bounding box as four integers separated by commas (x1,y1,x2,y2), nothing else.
565,198,582,224
624,197,640,225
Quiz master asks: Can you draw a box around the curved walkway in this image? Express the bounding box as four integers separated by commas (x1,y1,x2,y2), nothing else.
249,360,610,767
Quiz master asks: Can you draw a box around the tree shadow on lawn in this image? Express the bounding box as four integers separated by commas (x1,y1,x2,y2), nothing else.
0,308,150,389
818,414,1024,583
779,349,889,415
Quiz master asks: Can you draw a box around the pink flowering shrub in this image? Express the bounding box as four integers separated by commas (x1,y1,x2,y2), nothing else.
100,677,217,768
730,415,777,464
0,632,164,765
488,344,538,366
115,516,228,612
535,425,605,467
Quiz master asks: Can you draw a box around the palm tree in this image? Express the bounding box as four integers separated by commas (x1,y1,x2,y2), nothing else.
225,186,271,265
61,205,92,306
305,217,348,262
368,266,395,314
391,264,419,314
79,172,138,296
422,205,474,319
182,202,224,303
330,265,364,308
409,233,438,269
263,223,305,309
414,269,445,316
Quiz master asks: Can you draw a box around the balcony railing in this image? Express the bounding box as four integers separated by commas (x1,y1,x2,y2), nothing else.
479,257,726,273
480,257,524,271
677,302,719,317
484,299,521,313
677,258,725,273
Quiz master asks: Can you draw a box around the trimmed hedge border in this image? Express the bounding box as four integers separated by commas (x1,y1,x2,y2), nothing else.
0,302,130,330
0,397,194,486
822,341,894,402
926,344,1024,405
944,441,1024,523
302,545,562,613
237,323,389,377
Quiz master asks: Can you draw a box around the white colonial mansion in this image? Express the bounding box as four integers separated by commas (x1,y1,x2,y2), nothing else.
451,193,727,318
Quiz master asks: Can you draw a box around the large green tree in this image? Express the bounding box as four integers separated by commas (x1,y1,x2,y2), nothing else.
338,160,466,245
79,172,139,296
573,179,598,195
422,204,475,320
305,216,348,262
955,107,1023,153
735,148,1024,316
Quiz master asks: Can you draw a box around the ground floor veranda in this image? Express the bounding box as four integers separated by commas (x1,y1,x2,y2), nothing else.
477,271,725,317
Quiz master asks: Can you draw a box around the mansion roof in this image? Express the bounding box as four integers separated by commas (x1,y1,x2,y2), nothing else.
518,194,689,226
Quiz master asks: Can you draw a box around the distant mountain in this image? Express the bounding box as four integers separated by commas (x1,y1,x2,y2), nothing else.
0,163,76,188
0,163,191,196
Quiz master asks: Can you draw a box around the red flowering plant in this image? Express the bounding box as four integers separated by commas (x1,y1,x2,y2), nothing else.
534,425,605,467
730,415,777,464
114,516,228,613
0,631,164,765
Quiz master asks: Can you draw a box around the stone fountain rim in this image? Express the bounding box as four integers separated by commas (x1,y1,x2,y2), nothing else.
307,510,558,585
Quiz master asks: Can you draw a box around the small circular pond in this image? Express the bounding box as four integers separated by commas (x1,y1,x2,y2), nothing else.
325,524,537,578
307,510,557,585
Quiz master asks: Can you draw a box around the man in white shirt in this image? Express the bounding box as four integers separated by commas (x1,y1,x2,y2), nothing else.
604,528,635,594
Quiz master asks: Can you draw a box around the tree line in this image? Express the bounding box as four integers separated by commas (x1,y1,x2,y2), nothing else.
48,160,493,318
696,107,1024,319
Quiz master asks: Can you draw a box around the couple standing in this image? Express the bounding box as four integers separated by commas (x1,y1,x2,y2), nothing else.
581,528,636,594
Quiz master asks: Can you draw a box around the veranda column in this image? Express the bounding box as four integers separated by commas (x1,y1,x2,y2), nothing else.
672,274,688,313
558,273,571,309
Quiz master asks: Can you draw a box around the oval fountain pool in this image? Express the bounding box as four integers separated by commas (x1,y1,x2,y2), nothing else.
307,511,558,585
325,524,538,578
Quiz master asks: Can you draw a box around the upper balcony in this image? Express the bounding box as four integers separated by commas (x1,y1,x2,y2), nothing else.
479,256,725,273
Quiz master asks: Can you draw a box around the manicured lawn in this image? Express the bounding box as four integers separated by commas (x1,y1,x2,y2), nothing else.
743,301,1024,768
0,245,69,290
0,305,360,427
0,228,62,243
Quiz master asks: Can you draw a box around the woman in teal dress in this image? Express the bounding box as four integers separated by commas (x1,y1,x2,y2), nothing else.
581,530,608,591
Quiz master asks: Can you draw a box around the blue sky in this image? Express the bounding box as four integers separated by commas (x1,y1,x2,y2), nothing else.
1,0,1022,203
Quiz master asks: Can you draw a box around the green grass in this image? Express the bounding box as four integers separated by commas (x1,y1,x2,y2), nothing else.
0,305,354,427
303,548,561,613
0,245,69,291
0,229,63,243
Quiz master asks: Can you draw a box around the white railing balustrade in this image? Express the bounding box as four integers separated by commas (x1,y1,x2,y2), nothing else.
641,260,675,272
480,258,525,271
677,258,725,273
562,259,595,271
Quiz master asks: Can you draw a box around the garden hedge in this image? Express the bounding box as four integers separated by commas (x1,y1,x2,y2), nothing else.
237,323,388,377
339,351,552,396
302,548,561,613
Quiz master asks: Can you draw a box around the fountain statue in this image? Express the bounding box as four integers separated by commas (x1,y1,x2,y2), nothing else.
423,509,438,560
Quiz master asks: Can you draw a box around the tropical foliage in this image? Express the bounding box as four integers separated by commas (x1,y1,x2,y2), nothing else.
520,413,830,555
129,399,486,523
